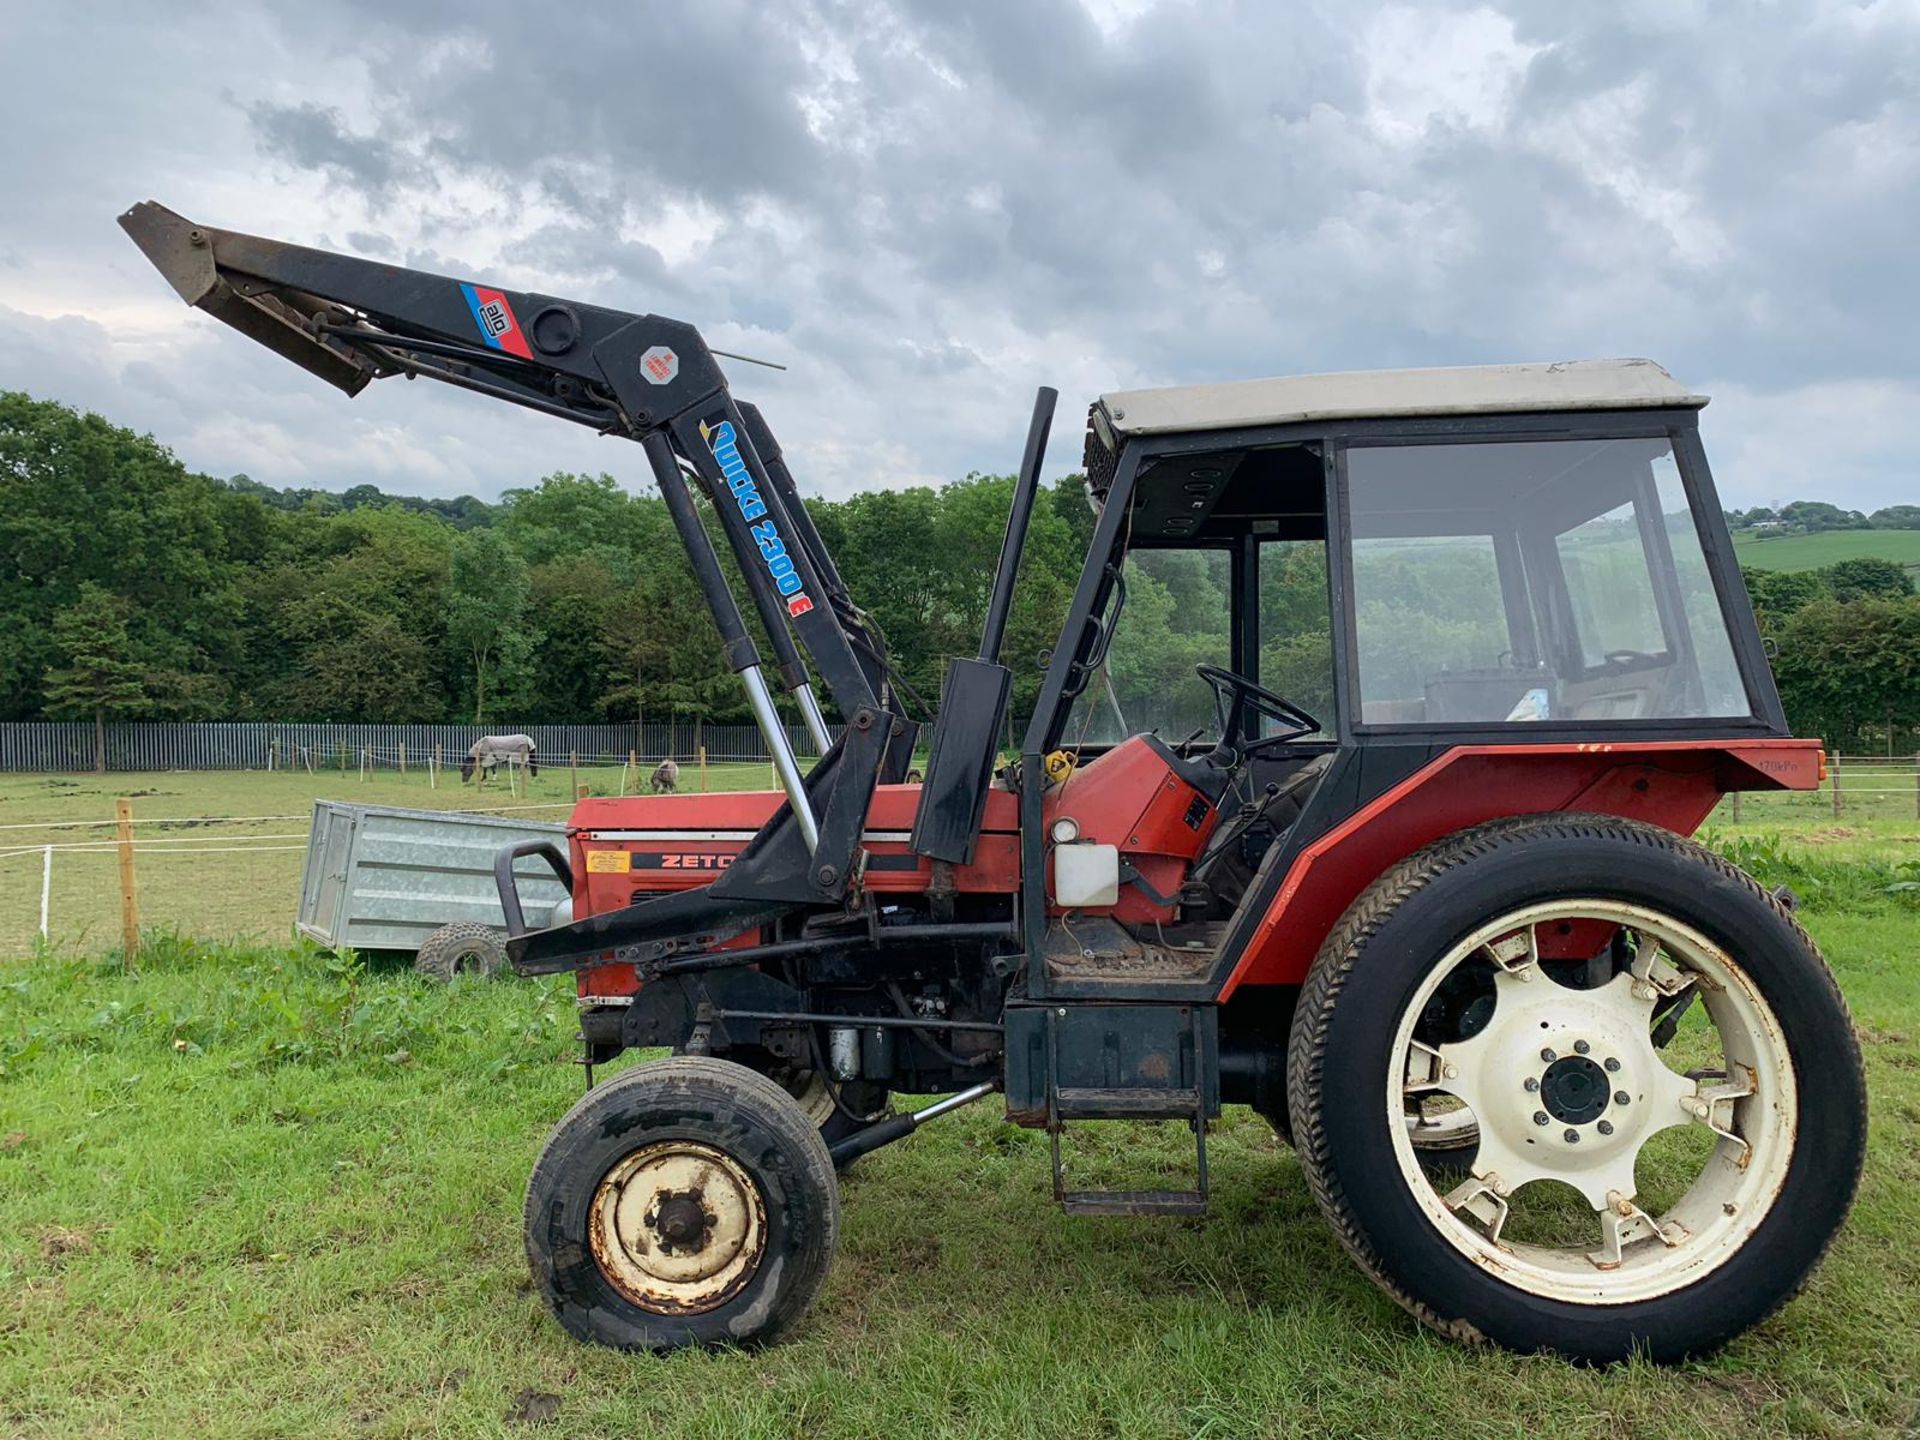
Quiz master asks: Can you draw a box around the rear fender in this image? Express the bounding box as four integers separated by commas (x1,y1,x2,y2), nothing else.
1220,738,1818,994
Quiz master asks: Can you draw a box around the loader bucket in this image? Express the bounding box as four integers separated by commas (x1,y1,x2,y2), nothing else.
118,200,378,396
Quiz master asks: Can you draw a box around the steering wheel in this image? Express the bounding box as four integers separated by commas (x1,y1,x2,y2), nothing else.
1194,663,1320,766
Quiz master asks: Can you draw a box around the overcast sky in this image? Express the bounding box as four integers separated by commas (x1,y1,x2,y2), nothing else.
0,0,1914,510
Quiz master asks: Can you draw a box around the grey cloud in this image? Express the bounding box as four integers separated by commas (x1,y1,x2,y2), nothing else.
0,0,1914,511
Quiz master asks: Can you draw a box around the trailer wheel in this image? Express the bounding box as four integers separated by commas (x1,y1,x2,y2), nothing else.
1287,814,1865,1363
414,922,508,982
524,1056,838,1351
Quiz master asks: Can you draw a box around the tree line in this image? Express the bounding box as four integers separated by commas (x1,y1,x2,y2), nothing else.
0,392,1093,743
6,389,1920,754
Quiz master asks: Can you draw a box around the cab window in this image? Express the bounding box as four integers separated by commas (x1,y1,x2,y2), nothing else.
1345,436,1751,726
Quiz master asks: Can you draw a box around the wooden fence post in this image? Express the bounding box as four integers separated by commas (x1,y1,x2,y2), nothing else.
570,749,579,799
1730,790,1743,824
1831,752,1842,818
115,797,139,968
400,743,407,777
700,745,708,793
431,743,441,789
359,747,368,782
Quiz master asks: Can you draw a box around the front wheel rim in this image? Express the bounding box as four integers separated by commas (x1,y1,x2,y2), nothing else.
589,1141,767,1314
1387,898,1797,1306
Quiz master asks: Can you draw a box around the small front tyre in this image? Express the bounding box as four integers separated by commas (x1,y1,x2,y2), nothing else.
1288,814,1866,1363
524,1056,839,1351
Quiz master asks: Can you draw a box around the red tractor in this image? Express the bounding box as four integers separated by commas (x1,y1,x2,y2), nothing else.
126,202,1865,1364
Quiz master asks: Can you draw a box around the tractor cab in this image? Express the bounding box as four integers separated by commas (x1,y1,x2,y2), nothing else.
1001,359,1780,1009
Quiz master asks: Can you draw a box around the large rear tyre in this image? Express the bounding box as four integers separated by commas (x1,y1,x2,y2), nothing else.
1287,814,1865,1363
524,1056,839,1351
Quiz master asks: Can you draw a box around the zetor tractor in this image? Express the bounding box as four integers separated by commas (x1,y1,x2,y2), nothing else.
124,201,1866,1364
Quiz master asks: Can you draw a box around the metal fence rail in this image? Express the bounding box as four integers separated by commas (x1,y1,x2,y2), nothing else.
0,721,833,773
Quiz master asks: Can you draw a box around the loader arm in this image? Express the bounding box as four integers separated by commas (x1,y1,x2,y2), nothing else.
119,200,901,964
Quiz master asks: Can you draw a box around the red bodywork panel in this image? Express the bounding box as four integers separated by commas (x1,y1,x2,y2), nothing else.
567,736,1213,1001
564,735,1817,1005
1219,738,1820,995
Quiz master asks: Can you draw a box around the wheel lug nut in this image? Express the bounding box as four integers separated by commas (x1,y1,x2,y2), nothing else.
1533,1111,1551,1126
1573,1039,1590,1055
1524,1078,1540,1093
1541,1048,1557,1063
1563,1129,1580,1144
1604,1057,1621,1073
1615,1090,1631,1106
1597,1120,1615,1136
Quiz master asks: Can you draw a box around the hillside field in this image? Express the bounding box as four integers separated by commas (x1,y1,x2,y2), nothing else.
1731,527,1920,573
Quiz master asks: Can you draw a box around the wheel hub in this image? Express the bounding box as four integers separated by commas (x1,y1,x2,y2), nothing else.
646,1191,711,1252
1540,1054,1610,1125
590,1141,766,1314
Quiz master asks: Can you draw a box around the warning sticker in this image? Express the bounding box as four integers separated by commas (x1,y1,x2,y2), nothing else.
585,850,632,874
640,346,680,385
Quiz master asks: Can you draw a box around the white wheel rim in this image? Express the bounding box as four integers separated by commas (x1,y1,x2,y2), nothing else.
1387,899,1797,1305
590,1141,766,1314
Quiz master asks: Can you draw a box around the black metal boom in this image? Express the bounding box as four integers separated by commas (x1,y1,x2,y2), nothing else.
118,199,902,966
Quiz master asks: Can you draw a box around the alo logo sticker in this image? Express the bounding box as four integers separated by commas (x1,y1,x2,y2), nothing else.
457,283,532,359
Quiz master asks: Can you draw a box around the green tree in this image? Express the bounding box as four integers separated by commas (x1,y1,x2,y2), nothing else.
1822,556,1913,603
1742,566,1828,631
1772,596,1920,751
447,528,534,723
42,585,147,771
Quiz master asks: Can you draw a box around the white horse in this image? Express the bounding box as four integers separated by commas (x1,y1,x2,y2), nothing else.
462,733,538,784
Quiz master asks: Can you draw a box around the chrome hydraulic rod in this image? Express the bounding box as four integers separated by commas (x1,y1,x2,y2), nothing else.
743,664,821,853
794,682,832,755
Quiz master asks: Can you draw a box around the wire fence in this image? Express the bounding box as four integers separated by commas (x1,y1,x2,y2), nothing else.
3,750,1914,958
0,721,835,773
0,759,793,955
1714,754,1920,825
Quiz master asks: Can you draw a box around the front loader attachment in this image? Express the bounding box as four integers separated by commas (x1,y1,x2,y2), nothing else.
119,202,379,396
119,197,914,972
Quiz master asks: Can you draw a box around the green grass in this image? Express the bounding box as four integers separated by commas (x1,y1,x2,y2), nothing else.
3,775,1918,1435
0,917,1915,1438
1731,528,1920,574
0,764,786,956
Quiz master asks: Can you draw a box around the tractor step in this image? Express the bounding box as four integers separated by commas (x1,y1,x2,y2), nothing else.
1044,1002,1213,1216
1058,1188,1208,1217
1053,1085,1201,1120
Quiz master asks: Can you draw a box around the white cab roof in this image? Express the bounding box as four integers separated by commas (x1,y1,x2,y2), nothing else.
1096,358,1705,437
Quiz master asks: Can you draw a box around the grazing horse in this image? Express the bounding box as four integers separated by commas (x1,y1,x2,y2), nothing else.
650,758,681,794
462,733,538,784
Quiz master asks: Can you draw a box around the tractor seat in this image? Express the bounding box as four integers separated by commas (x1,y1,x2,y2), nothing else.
1190,752,1334,911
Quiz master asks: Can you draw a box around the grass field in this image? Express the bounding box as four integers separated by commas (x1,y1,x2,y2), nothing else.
1,772,1918,1437
1731,527,1920,574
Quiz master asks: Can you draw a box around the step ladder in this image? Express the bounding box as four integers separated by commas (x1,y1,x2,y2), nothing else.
1045,1004,1211,1217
